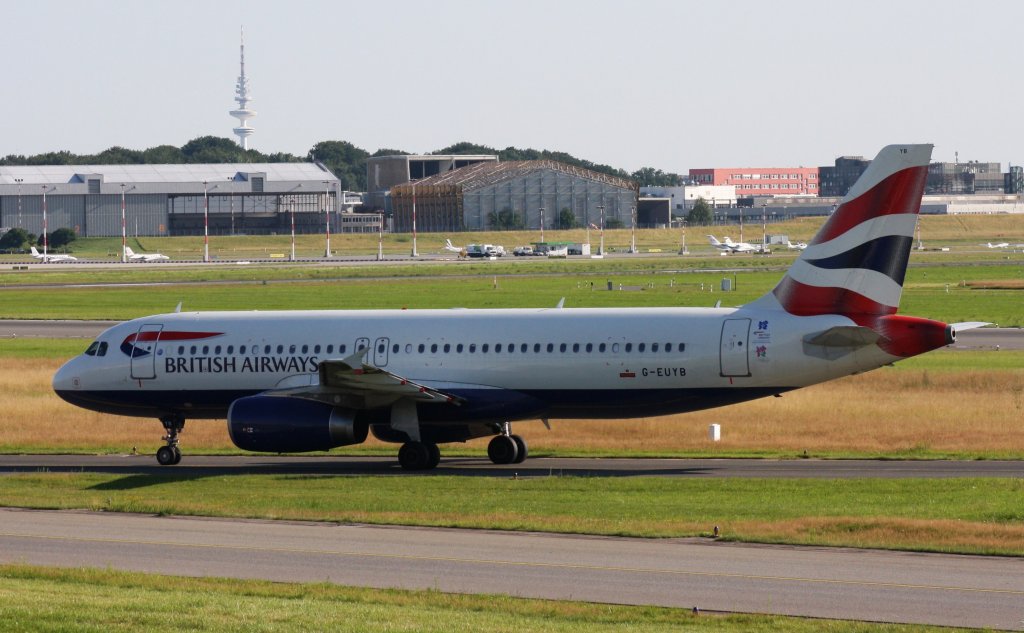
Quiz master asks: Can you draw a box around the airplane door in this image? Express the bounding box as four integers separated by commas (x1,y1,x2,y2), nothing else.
373,337,390,367
130,323,163,380
720,318,751,377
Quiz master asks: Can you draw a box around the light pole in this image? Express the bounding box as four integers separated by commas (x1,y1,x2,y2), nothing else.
679,218,688,255
290,196,297,262
14,178,23,228
202,181,210,263
539,206,545,243
377,212,384,261
322,181,331,258
227,177,234,236
583,199,590,247
629,205,636,254
597,204,605,256
41,186,50,258
120,184,128,263
410,184,418,257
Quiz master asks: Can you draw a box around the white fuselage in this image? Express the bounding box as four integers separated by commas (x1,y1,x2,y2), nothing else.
54,304,897,423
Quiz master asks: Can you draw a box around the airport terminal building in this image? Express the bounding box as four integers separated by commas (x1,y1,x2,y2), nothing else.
0,163,353,237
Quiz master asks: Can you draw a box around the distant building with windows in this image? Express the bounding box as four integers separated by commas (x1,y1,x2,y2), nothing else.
640,184,737,211
1005,165,1023,194
0,163,344,237
927,161,1004,194
364,154,498,211
688,166,818,196
818,156,870,197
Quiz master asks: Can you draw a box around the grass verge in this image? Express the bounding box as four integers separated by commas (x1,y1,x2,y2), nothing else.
4,342,1021,459
1,474,1022,555
0,564,970,633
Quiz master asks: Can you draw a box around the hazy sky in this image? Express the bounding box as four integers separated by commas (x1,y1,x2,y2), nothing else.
2,0,1020,173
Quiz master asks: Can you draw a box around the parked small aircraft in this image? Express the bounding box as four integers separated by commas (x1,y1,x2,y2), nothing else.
30,246,77,262
125,246,169,262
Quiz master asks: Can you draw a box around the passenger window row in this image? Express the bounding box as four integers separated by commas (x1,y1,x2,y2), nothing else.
167,341,686,357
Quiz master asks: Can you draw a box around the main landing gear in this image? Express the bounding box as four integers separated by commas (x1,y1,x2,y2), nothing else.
156,414,185,466
487,424,527,465
398,441,441,471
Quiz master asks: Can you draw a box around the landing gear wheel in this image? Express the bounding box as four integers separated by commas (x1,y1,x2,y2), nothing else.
511,435,528,464
399,441,439,470
157,414,185,466
426,442,441,469
156,445,177,466
487,435,519,465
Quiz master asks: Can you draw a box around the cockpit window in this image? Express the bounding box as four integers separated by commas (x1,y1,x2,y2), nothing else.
84,341,100,356
97,342,108,357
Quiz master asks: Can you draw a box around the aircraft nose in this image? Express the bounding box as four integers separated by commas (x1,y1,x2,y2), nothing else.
52,358,81,393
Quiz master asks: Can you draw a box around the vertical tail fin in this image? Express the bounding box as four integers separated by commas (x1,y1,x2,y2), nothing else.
765,144,932,317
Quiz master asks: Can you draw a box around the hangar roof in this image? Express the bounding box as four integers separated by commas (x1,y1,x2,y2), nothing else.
0,161,342,193
392,160,636,193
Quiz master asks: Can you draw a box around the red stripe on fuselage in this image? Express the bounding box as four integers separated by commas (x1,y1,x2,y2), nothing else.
812,165,928,246
126,331,223,343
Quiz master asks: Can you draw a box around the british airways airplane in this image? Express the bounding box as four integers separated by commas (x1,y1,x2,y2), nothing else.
53,145,977,469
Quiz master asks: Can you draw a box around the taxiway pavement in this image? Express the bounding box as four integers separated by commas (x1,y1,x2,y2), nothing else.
1,454,1023,478
0,508,1020,629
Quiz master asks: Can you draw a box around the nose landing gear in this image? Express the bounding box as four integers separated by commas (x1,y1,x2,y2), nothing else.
156,415,185,465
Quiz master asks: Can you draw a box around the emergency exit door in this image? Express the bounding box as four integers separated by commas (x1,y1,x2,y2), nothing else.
720,318,751,377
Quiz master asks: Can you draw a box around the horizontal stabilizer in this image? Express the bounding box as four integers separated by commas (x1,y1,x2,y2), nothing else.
950,321,990,332
803,325,881,348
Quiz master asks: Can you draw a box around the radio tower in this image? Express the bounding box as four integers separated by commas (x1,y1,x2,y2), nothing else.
230,27,256,149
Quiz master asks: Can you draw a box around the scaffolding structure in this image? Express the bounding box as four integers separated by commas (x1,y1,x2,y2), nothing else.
391,160,638,232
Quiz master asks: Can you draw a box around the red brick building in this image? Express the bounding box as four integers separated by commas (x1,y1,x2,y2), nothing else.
688,167,819,196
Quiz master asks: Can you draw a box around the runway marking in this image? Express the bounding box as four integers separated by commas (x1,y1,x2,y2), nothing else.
2,530,1021,597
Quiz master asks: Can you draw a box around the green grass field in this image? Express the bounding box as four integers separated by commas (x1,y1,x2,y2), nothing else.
1,474,1022,555
0,565,968,633
1,261,1021,324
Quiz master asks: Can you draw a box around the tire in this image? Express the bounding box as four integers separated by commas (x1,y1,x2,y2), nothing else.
426,443,441,469
171,445,182,465
156,446,177,466
398,442,430,470
511,435,528,464
487,435,519,465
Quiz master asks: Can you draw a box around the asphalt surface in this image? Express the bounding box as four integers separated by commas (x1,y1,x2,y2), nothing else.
1,454,1023,478
0,508,1021,629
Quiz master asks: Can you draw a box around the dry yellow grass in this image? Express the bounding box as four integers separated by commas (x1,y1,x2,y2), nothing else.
727,517,1024,553
4,358,1021,456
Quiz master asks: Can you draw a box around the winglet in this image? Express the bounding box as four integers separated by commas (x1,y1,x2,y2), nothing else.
555,297,565,309
174,302,183,313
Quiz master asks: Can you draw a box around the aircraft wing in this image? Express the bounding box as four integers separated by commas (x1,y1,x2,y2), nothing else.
271,350,464,409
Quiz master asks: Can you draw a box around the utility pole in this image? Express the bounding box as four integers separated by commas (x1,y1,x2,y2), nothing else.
120,184,127,263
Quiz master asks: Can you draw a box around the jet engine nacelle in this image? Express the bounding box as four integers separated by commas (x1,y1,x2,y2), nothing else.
227,395,368,453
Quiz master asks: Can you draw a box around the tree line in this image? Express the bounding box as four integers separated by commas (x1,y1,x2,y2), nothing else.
2,137,686,193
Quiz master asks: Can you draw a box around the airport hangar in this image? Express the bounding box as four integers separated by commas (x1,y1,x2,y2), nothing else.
387,159,641,233
0,163,371,238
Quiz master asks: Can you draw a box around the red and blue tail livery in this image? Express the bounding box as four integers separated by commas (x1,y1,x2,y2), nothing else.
767,144,931,319
55,144,976,470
